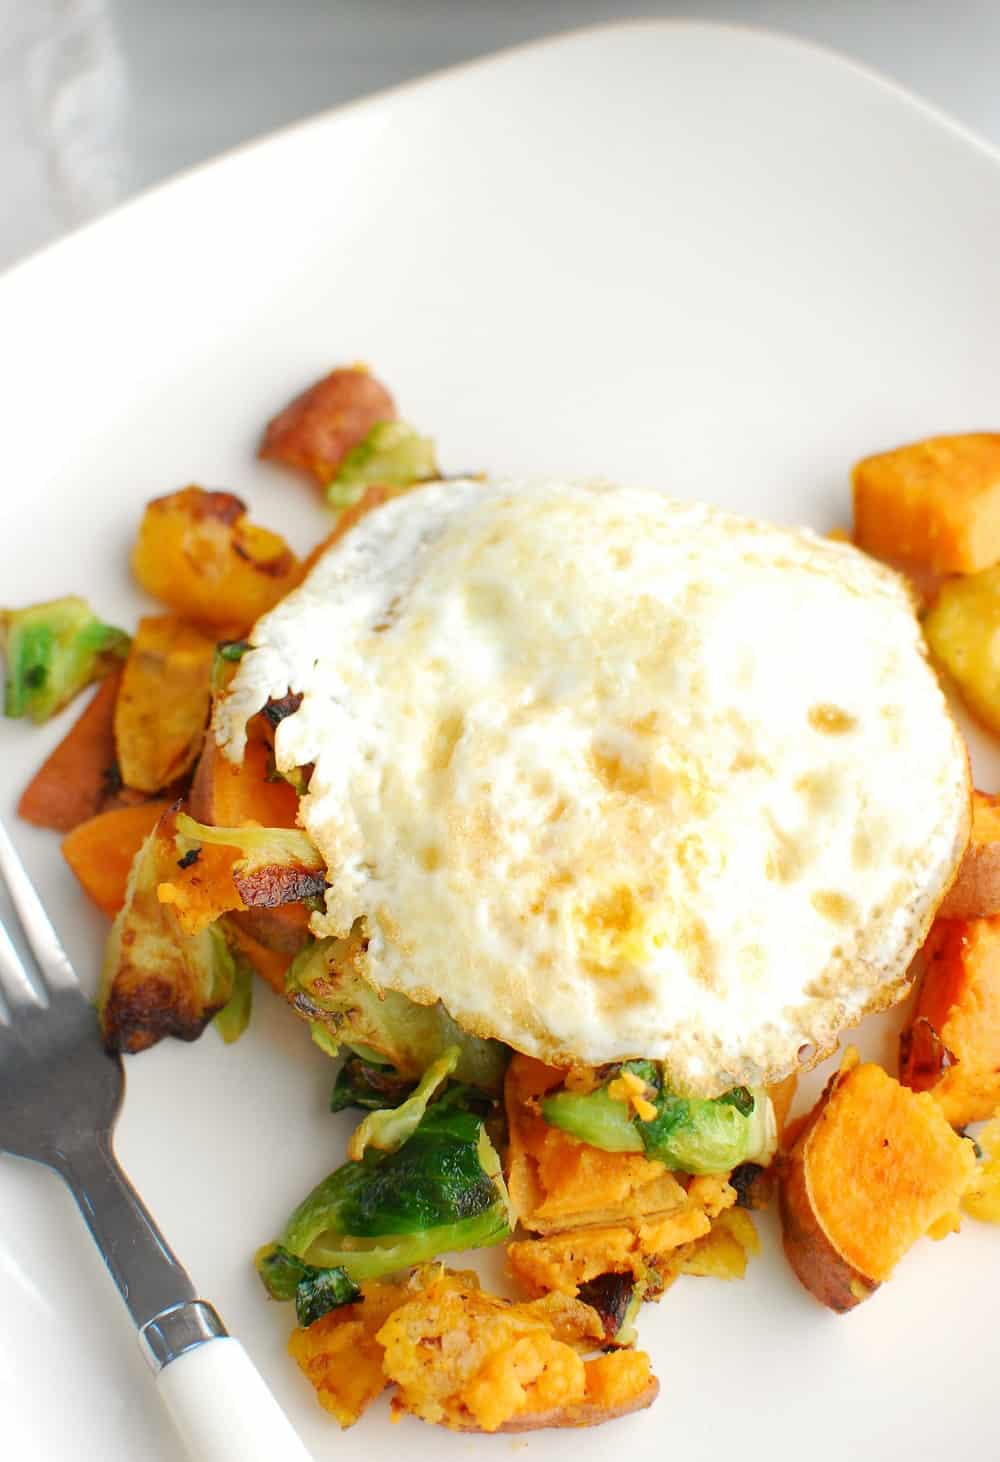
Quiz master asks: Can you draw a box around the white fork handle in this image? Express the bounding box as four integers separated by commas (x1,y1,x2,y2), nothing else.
157,1337,313,1461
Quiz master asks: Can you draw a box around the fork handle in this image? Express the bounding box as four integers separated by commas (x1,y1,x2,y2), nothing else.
57,1141,312,1460
156,1332,314,1462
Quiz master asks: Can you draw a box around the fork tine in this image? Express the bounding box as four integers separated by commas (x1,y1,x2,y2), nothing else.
0,819,79,995
0,915,46,1013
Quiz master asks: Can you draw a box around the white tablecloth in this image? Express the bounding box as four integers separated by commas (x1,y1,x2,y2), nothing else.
3,0,999,273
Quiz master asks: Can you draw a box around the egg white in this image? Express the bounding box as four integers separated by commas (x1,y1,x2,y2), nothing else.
216,479,970,1095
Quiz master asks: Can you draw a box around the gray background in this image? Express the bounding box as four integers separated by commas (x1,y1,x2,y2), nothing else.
4,0,1000,272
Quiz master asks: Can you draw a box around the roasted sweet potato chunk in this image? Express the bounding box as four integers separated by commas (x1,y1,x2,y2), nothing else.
131,487,300,631
114,615,216,793
17,672,121,832
188,735,299,829
900,915,1000,1125
852,433,1000,574
62,800,171,915
779,1056,975,1312
260,366,396,484
938,791,1000,919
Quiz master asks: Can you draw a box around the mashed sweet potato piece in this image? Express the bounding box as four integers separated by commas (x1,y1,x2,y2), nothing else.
288,1275,412,1426
505,1054,740,1298
506,1055,688,1232
377,1271,656,1432
288,1267,653,1433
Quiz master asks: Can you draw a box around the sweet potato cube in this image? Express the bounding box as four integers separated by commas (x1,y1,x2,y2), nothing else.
900,915,1000,1125
852,433,1000,574
780,1060,975,1312
62,800,171,915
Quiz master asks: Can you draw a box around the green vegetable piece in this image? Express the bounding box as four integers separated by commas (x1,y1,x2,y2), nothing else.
1,596,129,723
347,1046,459,1159
278,1100,511,1283
717,1085,755,1117
287,936,509,1093
539,1087,644,1153
256,1242,310,1301
217,639,251,662
330,1056,416,1113
310,1022,343,1060
99,824,238,1052
295,1268,360,1327
326,420,437,508
255,1243,360,1326
210,639,250,694
542,1061,776,1176
213,952,254,1044
175,811,323,877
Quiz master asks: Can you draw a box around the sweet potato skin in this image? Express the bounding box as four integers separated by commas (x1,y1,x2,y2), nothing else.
131,486,300,631
900,915,1000,1125
468,1357,659,1433
260,367,396,483
937,791,1000,920
62,800,171,915
780,1134,878,1314
780,1058,975,1312
18,672,122,831
852,432,1000,574
222,916,292,993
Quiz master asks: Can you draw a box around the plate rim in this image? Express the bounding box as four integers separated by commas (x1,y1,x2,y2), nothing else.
3,17,1000,299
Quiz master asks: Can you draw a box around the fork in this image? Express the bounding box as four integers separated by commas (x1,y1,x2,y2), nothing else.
0,818,313,1462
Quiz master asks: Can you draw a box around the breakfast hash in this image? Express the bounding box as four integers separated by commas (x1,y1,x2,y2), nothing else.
4,366,1000,1434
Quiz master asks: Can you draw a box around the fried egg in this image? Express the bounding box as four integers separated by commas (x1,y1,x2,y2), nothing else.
216,480,970,1096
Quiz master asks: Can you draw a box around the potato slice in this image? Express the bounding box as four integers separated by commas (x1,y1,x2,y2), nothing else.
853,433,1000,574
131,487,300,631
924,565,1000,735
114,615,216,792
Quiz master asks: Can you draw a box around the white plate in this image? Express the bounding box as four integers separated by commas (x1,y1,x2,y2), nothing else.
1,20,998,1462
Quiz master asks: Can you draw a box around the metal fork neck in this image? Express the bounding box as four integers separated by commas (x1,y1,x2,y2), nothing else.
52,1136,203,1339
